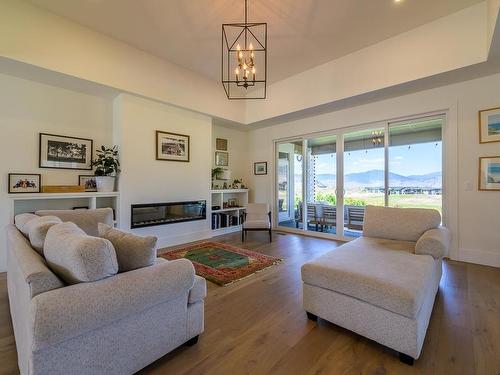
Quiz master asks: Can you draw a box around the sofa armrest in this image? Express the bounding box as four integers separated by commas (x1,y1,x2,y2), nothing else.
415,227,451,259
189,275,207,304
30,258,195,350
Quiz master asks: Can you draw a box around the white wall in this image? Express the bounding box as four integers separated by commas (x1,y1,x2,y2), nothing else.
212,124,250,186
0,73,113,271
247,73,500,268
0,0,245,124
245,3,488,124
114,94,213,248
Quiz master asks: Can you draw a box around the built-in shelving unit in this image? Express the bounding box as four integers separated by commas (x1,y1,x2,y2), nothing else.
211,189,248,235
9,192,120,226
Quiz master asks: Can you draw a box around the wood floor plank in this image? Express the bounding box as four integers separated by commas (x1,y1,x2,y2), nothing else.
1,232,499,375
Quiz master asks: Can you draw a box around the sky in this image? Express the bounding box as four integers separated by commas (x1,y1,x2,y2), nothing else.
314,141,442,176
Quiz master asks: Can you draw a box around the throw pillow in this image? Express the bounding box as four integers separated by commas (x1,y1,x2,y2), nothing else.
27,216,63,255
98,223,157,272
14,213,39,237
35,208,114,236
44,222,118,284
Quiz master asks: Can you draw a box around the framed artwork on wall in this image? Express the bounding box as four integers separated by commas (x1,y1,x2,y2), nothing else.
479,107,500,143
8,173,41,193
215,151,229,166
156,131,190,162
478,156,500,191
254,161,268,175
39,133,93,170
79,175,97,192
216,138,228,151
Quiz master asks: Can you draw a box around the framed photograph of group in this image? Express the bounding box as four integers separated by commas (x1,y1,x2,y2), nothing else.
79,175,97,192
8,173,41,193
215,151,229,166
478,156,500,191
156,131,190,162
39,133,93,170
479,107,500,143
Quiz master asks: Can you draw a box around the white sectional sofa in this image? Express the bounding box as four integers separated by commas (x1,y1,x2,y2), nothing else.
301,205,450,365
7,208,206,375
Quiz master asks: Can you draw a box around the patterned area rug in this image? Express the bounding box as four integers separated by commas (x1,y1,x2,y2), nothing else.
160,242,282,286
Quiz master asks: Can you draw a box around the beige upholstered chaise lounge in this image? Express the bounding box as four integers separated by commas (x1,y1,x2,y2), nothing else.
301,205,450,365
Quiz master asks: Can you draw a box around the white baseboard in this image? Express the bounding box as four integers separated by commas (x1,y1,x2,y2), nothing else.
156,230,212,249
458,248,500,268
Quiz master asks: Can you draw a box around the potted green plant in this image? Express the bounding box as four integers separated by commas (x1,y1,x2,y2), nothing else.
91,145,120,192
212,167,224,180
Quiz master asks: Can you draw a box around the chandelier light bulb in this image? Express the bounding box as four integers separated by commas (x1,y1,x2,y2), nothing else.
249,42,254,50
236,44,241,51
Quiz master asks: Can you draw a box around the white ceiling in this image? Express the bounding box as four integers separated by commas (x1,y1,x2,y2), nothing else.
29,0,483,84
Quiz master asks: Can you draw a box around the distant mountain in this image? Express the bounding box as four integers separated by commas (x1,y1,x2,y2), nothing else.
297,169,442,188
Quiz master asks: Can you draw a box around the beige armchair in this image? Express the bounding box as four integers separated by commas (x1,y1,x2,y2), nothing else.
242,203,272,242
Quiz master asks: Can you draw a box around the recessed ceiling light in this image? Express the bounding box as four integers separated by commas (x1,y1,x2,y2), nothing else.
394,0,403,3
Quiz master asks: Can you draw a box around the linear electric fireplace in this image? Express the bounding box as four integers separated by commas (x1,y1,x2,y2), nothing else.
131,200,206,229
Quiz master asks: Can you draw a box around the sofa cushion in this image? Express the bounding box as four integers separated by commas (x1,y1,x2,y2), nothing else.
44,222,118,284
14,213,39,237
98,223,157,272
35,208,114,236
363,205,441,242
27,216,63,255
301,237,437,318
415,227,451,259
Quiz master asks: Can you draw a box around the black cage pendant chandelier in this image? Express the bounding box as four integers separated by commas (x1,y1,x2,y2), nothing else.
222,0,267,100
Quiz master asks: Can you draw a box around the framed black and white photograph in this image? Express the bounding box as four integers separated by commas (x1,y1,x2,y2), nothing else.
216,138,228,151
479,107,500,143
215,151,229,166
254,161,268,175
479,156,500,191
79,175,97,192
8,173,41,193
156,131,190,162
39,133,93,170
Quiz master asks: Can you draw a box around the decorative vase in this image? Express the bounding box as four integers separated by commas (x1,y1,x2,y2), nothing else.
96,176,115,192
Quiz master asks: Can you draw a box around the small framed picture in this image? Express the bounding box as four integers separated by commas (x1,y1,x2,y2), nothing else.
8,173,41,193
215,151,229,166
39,133,93,170
79,175,97,192
216,138,228,151
479,156,500,191
254,161,268,175
479,107,500,143
156,131,190,162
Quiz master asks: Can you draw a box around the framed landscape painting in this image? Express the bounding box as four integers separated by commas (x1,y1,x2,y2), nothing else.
79,175,97,192
39,133,93,170
478,156,500,191
8,173,41,193
479,107,500,143
254,161,268,175
156,131,190,162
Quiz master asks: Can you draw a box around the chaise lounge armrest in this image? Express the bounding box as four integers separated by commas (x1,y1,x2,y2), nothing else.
30,258,195,351
415,226,451,259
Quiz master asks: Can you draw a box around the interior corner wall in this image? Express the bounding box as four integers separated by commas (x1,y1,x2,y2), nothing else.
0,73,113,272
246,73,500,268
212,124,250,186
113,94,212,248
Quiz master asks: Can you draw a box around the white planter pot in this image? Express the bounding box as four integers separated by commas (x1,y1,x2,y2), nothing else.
96,176,115,192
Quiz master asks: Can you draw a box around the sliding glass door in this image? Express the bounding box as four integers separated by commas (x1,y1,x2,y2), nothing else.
305,135,337,234
388,117,443,214
343,127,385,237
277,140,303,228
274,115,444,240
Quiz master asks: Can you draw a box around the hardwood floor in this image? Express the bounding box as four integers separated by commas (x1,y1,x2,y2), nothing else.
1,231,499,374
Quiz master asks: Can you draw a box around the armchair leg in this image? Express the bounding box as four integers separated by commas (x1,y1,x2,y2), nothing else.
269,229,272,242
242,229,244,242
